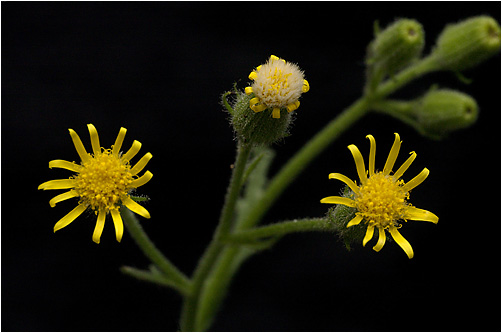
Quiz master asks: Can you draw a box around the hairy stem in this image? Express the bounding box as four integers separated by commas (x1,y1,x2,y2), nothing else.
180,143,252,331
227,218,331,243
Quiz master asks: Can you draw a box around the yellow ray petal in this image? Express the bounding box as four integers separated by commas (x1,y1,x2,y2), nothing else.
383,133,401,175
49,190,79,207
405,206,438,223
250,97,260,106
122,196,151,219
245,86,253,95
251,103,267,112
92,209,106,244
320,196,356,207
373,227,386,252
347,144,367,185
402,168,429,193
38,179,75,190
122,140,142,163
49,160,82,173
389,226,414,259
272,108,281,118
362,225,375,247
87,124,101,155
130,171,153,189
69,128,90,163
286,102,298,112
54,204,87,232
393,151,417,180
347,215,363,228
131,153,153,175
328,173,359,194
112,127,127,156
110,209,124,242
302,79,310,93
366,135,376,177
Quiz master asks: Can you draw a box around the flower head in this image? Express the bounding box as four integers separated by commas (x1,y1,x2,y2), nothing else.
39,124,152,244
245,55,309,119
321,133,438,259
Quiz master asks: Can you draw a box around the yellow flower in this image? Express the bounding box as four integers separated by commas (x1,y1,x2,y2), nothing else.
245,55,309,119
321,133,438,259
38,124,153,244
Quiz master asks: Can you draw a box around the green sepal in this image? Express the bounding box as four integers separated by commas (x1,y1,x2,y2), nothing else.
325,186,365,250
130,195,150,202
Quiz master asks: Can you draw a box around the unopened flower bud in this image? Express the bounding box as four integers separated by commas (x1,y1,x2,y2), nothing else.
367,19,425,75
413,89,479,139
432,16,501,71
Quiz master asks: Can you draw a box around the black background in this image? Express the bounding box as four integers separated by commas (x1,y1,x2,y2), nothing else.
2,2,501,331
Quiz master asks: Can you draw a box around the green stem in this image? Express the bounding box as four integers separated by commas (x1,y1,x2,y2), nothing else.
371,99,419,129
180,142,252,331
372,54,439,99
121,206,191,294
227,218,331,243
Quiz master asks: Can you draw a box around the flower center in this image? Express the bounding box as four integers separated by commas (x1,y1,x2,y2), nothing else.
267,68,292,95
73,149,133,212
355,172,408,228
252,60,304,107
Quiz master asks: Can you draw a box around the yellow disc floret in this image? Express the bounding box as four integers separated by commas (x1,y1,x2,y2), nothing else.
74,149,134,212
355,172,408,228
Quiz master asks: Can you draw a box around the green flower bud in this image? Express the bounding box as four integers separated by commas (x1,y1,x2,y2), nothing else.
227,90,292,146
367,19,425,75
373,89,479,140
432,16,501,71
413,89,479,139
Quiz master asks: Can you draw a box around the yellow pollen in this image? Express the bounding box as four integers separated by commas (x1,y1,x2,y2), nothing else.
73,149,134,212
355,172,408,228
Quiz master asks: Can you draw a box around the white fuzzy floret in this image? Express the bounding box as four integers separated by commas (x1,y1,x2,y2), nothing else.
251,58,305,108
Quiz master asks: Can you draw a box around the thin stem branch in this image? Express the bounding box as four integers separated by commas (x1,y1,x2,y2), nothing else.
121,266,190,295
121,206,191,294
372,54,439,99
227,218,331,243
